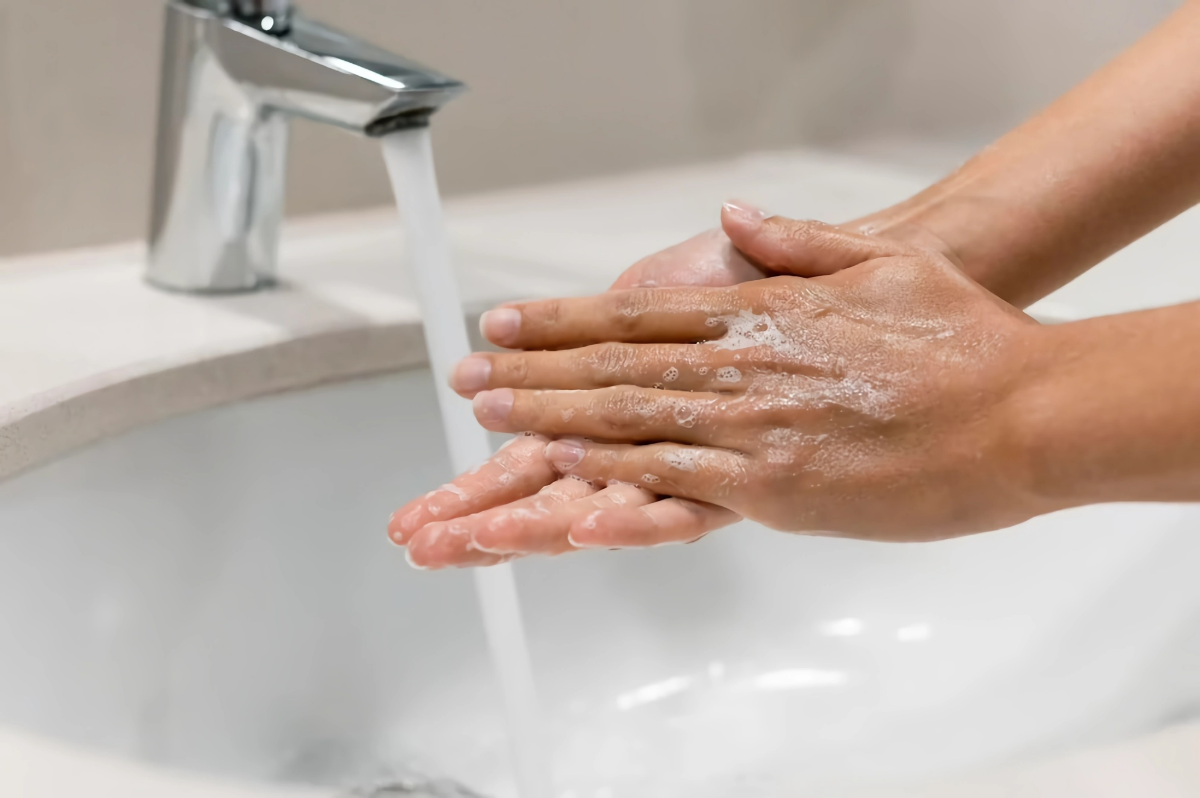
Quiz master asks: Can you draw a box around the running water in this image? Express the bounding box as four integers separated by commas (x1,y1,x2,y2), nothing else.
381,127,553,798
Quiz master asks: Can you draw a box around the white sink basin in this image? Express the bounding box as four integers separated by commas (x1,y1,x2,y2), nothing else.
3,149,1200,796
1,367,1199,798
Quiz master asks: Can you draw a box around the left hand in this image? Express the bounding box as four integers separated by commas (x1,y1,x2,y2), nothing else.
450,233,1055,551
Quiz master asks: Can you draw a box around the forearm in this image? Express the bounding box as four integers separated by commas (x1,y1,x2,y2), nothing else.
1012,301,1200,510
855,0,1200,308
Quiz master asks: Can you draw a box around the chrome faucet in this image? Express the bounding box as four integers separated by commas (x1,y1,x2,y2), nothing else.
146,0,465,292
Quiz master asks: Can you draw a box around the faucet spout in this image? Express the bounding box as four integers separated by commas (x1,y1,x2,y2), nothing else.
147,0,465,292
214,11,465,135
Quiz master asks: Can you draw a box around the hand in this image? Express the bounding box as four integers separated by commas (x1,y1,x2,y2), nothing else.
389,204,952,567
458,221,1054,546
389,217,766,568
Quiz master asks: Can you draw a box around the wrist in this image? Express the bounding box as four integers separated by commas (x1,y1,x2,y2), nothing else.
1001,306,1200,511
988,322,1084,521
999,321,1098,516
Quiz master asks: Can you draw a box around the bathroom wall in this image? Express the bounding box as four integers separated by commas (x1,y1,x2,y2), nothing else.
0,0,1183,256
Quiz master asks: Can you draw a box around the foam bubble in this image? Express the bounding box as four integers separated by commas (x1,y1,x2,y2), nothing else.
673,404,698,428
710,310,793,355
662,449,700,472
716,367,742,383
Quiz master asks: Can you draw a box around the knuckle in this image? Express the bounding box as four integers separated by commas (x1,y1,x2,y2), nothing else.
589,446,616,472
596,387,659,434
780,219,829,248
733,277,805,313
721,396,762,426
753,401,800,428
733,280,765,308
533,298,562,331
785,220,827,247
732,280,759,300
757,278,807,307
744,344,782,369
501,354,530,386
525,392,556,427
809,228,848,256
610,290,655,332
571,447,612,481
585,343,637,383
596,391,636,433
496,435,544,470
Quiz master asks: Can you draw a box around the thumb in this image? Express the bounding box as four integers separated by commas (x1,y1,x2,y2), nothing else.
721,201,913,277
610,229,766,291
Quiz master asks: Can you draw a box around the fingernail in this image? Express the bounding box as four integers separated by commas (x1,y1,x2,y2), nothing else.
547,438,586,470
452,356,492,394
474,389,515,425
480,308,522,345
722,200,767,231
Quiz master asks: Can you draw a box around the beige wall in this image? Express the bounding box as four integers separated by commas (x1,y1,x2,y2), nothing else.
0,0,1181,257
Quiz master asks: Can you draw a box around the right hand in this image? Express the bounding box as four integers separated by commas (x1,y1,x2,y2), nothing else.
389,204,939,568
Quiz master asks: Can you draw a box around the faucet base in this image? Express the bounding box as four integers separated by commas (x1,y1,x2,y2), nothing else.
144,274,278,295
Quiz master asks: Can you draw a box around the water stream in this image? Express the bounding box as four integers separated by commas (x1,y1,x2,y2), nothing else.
381,127,553,798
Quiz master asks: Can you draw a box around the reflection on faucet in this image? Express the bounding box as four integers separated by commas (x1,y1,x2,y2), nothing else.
147,0,465,293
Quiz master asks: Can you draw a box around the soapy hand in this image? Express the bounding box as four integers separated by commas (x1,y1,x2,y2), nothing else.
392,211,1053,567
388,205,919,567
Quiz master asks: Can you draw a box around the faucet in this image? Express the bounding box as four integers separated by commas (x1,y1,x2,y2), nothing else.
146,0,465,292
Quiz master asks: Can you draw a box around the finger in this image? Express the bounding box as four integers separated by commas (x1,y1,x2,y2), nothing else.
546,438,749,506
473,481,656,556
404,520,515,571
473,387,729,446
568,498,740,549
477,286,744,350
388,434,554,545
406,476,597,568
721,203,914,277
610,229,767,290
450,345,751,397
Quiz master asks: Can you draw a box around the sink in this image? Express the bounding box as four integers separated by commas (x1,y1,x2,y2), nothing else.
1,366,1199,797
3,148,1200,796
